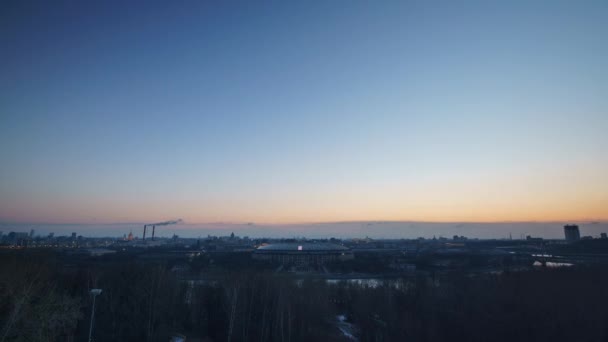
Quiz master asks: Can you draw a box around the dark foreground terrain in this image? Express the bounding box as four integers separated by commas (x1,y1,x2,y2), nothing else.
1,249,608,342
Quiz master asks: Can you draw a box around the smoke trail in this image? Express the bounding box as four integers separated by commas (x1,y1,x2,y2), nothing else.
149,219,183,226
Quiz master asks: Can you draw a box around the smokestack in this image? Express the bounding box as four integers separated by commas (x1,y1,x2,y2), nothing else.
143,219,182,241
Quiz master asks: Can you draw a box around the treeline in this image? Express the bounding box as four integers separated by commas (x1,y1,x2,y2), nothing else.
2,250,608,341
342,270,608,341
0,251,82,341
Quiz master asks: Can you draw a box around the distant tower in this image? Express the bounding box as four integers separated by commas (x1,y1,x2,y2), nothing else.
564,224,580,242
29,229,35,238
127,231,134,241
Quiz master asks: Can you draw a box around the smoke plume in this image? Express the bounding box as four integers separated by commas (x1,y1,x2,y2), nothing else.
149,219,183,226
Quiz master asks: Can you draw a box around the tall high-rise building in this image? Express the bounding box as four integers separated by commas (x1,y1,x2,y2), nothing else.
564,224,580,242
29,229,35,238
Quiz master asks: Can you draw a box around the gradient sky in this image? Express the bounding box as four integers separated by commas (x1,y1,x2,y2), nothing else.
1,0,607,225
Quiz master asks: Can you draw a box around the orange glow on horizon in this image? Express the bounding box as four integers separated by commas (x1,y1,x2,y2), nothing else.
1,160,606,225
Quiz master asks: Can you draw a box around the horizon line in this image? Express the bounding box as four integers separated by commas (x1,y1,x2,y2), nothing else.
2,218,607,226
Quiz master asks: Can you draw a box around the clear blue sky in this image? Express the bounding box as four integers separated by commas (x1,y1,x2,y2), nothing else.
1,0,607,224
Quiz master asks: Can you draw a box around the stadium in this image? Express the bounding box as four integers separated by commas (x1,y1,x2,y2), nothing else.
252,242,354,265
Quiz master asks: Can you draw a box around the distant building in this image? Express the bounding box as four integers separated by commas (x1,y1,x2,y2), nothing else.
564,225,580,242
29,229,35,238
253,243,354,266
601,233,607,239
453,235,468,242
526,235,543,242
7,232,29,245
71,232,77,240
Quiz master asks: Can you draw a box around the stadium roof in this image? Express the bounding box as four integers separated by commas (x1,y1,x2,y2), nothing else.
256,243,349,252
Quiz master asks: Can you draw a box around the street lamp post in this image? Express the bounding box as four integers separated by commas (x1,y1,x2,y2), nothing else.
88,289,102,342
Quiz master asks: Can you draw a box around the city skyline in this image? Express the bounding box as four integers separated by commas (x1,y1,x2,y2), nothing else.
1,1,607,227
2,221,608,240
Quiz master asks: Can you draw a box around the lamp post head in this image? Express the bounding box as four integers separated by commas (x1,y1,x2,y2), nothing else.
90,289,102,296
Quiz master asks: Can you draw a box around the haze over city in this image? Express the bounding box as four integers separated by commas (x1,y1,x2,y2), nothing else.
1,1,607,235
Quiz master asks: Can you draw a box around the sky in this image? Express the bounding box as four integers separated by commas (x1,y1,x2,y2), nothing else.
1,0,607,229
